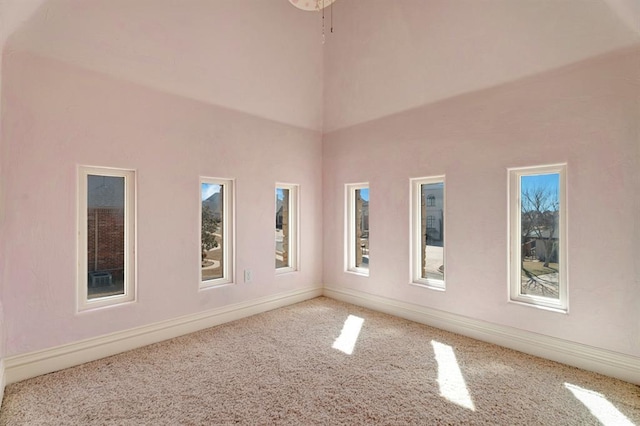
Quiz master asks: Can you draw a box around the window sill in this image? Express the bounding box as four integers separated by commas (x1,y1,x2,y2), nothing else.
199,280,235,291
410,281,445,292
346,268,369,277
77,296,136,313
509,298,568,314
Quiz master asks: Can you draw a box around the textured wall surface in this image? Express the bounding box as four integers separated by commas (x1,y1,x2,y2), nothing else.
5,0,324,131
323,0,640,132
323,47,640,356
0,0,639,366
1,52,323,355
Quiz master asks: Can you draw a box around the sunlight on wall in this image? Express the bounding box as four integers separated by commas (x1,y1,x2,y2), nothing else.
332,315,364,355
431,340,475,411
564,383,634,426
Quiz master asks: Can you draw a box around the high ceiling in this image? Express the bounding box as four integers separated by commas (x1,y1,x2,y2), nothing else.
1,0,325,130
1,0,639,132
322,0,640,131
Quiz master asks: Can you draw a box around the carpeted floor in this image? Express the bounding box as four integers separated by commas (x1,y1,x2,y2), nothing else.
1,297,639,425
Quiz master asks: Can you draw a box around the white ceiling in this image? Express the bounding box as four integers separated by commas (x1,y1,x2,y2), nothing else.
2,0,325,131
0,0,44,47
323,0,640,131
1,0,639,132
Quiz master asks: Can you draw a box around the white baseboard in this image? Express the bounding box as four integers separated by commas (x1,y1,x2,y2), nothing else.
4,286,322,385
323,286,640,385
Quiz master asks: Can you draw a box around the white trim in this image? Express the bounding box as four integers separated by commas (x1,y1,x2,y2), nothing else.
77,166,137,312
275,183,299,273
323,286,640,385
410,175,446,290
4,287,322,385
199,177,235,289
345,182,370,276
507,163,568,312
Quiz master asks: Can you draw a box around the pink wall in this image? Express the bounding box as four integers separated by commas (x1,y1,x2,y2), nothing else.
8,0,324,131
323,47,640,357
1,0,638,367
322,0,639,132
0,52,323,356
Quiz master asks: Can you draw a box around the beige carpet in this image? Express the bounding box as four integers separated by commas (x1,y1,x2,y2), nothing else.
1,297,639,425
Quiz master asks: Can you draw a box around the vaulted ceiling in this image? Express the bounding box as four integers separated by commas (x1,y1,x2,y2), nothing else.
1,0,639,132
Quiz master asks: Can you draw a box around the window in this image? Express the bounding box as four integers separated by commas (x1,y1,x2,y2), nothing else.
346,183,369,275
411,176,445,289
427,215,435,229
509,164,567,311
200,177,234,288
78,166,136,311
276,184,299,272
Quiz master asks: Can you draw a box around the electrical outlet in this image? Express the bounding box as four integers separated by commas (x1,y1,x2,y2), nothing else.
244,269,252,283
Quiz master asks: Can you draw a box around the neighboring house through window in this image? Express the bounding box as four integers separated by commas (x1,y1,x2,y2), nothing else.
77,166,136,311
276,183,299,273
346,183,369,275
411,176,445,289
427,215,435,229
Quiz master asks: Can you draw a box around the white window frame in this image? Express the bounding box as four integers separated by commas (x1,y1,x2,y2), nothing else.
345,182,369,276
508,164,568,312
275,183,299,274
199,177,235,289
77,166,136,312
411,176,446,290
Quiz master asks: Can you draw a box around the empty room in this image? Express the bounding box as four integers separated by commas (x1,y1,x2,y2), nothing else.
0,0,639,424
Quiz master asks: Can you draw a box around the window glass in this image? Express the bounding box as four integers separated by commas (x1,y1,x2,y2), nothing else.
346,183,369,275
275,187,289,268
275,185,299,271
354,188,369,269
411,176,445,289
422,182,444,282
519,173,560,299
87,175,126,299
78,166,135,311
201,182,224,282
509,164,567,311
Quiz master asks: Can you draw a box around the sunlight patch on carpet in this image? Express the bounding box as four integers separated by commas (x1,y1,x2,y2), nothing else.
564,383,634,426
431,340,475,411
332,315,364,355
